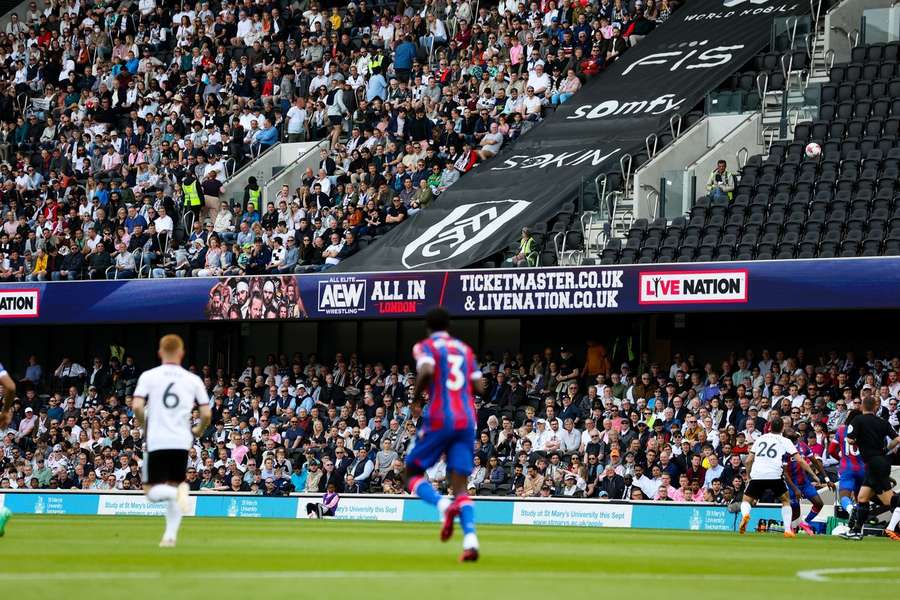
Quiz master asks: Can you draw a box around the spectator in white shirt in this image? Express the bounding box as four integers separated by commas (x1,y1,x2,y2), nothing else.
521,86,543,121
286,98,308,142
527,63,551,98
154,206,174,235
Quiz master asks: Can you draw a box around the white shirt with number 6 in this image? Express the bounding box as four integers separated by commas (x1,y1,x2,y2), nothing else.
134,364,210,452
748,433,797,480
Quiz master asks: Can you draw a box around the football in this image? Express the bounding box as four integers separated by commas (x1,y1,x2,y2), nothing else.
805,142,822,159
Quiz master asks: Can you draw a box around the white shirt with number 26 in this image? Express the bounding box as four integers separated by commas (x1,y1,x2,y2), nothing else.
749,433,797,480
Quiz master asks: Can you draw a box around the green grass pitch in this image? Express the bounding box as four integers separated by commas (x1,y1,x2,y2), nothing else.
0,515,898,599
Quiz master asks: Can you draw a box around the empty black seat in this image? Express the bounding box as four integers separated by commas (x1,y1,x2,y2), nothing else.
838,82,855,102
618,249,636,264
869,43,886,62
886,42,900,62
889,78,900,98
781,231,800,246
829,64,846,84
840,240,860,256
822,229,842,244
677,247,695,261
861,240,881,256
820,101,837,121
847,118,867,138
866,117,884,137
639,247,657,261
647,217,667,236
863,63,880,81
872,99,891,119
855,82,872,101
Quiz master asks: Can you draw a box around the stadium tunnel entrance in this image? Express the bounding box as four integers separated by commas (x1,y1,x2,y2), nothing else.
1,309,897,380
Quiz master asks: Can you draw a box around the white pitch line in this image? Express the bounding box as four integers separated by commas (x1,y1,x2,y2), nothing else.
5,569,897,584
0,571,796,582
796,567,897,582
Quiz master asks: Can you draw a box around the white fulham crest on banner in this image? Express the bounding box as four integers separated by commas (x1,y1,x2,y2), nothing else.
401,200,531,269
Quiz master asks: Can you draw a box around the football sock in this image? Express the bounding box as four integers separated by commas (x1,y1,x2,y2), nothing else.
888,508,900,532
740,501,751,517
437,497,451,516
164,498,182,541
803,506,820,525
854,502,870,532
146,484,177,503
839,496,853,512
458,495,476,536
410,476,442,507
781,505,793,532
463,532,479,551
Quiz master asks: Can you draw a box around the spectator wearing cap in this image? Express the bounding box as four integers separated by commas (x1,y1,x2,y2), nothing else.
561,473,583,497
16,407,36,442
303,459,323,494
740,405,766,433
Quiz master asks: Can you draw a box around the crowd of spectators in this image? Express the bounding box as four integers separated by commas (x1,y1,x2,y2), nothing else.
2,343,899,503
0,0,674,279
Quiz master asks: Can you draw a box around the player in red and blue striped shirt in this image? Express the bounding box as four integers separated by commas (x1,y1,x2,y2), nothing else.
828,411,867,519
405,307,484,562
784,436,831,535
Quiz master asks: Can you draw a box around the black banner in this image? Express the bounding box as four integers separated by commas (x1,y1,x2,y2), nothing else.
337,0,804,272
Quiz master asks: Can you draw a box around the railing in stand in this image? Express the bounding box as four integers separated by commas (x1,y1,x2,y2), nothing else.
736,146,749,170
669,114,683,139
620,154,633,205
645,133,658,158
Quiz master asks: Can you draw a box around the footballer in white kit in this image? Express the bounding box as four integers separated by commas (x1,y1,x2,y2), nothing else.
133,335,211,547
738,416,820,537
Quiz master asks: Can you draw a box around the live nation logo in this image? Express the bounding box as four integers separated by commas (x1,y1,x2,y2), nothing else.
638,270,748,304
0,289,39,318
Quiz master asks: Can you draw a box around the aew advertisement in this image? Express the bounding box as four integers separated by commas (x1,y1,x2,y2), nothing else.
0,257,897,324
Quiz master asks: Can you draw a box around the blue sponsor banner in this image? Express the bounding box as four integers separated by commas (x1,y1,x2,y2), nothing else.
195,495,299,519
0,257,897,324
403,498,515,525
1,492,791,533
631,503,783,531
2,493,99,516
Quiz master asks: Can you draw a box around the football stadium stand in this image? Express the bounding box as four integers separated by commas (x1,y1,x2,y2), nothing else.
3,342,898,502
5,0,890,275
